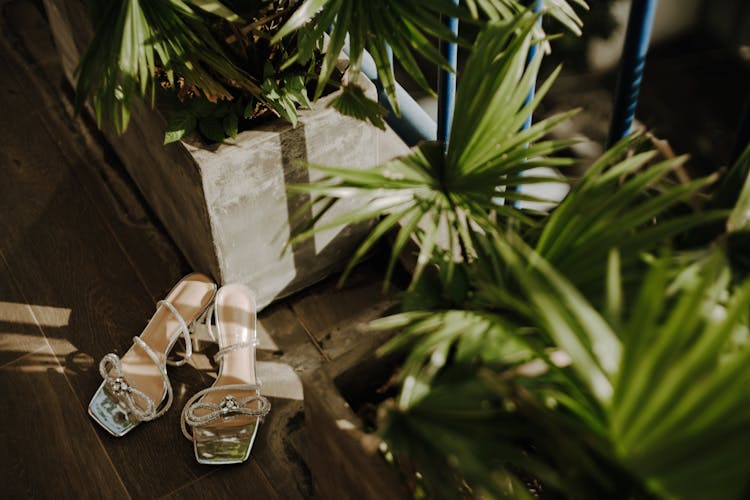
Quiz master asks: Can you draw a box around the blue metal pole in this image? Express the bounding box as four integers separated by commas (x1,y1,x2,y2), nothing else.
511,0,543,208
352,46,437,146
522,0,543,131
607,0,658,148
437,1,460,147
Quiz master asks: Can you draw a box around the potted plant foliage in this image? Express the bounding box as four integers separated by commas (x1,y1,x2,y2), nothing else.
290,7,750,500
43,0,492,307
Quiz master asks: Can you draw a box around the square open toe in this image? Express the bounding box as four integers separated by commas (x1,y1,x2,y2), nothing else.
89,273,217,436
181,284,271,464
88,382,138,437
193,420,260,465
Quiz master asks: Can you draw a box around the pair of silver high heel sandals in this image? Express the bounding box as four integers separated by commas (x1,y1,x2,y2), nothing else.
88,274,270,465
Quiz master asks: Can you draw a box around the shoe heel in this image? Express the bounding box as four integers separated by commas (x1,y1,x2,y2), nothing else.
190,304,215,353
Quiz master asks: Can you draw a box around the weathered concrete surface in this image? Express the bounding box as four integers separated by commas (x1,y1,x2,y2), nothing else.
187,84,381,307
44,0,409,308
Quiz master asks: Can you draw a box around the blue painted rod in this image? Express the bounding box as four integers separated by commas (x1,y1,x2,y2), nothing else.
522,0,543,131
353,47,437,147
437,1,460,146
512,0,543,208
607,0,658,148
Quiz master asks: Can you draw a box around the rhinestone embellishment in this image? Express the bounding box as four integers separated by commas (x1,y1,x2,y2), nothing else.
110,377,129,395
220,395,240,413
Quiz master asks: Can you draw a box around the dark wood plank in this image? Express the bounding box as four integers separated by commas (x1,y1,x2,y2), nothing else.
258,302,327,373
0,250,50,368
162,461,279,500
289,265,393,345
289,266,398,362
0,3,396,499
0,344,131,499
1,0,190,302
245,398,311,500
163,400,311,500
0,37,213,499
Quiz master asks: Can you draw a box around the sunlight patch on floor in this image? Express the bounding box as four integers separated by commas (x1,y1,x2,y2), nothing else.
257,361,303,400
0,301,71,327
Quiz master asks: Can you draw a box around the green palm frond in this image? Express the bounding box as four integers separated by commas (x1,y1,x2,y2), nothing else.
445,12,581,177
473,0,588,38
76,0,257,132
608,251,750,499
328,84,388,130
371,309,531,408
289,16,577,289
490,233,750,499
273,0,587,118
379,377,550,500
724,144,750,233
530,133,727,295
272,0,467,116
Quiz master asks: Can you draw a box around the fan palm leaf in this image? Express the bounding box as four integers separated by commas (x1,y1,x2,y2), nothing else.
289,15,578,289
76,0,258,132
273,0,587,119
488,233,750,499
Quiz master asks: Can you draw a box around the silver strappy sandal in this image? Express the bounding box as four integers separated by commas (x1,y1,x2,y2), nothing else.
89,273,217,436
180,284,271,464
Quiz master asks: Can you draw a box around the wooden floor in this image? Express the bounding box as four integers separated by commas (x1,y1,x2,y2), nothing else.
0,1,393,498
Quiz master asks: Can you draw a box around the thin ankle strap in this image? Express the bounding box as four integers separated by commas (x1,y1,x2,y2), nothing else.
98,338,173,421
212,339,259,363
157,299,192,366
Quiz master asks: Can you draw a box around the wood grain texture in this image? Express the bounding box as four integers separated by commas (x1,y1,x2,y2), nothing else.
301,324,407,500
2,0,189,302
0,251,49,368
258,303,326,374
161,461,279,500
290,266,388,343
0,2,399,498
304,374,408,500
0,345,131,499
0,13,208,497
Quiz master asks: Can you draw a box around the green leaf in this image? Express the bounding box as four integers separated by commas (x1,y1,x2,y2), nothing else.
75,0,257,133
191,97,220,118
286,18,576,291
222,112,238,138
163,111,196,144
726,144,750,232
187,0,241,22
271,0,331,43
328,85,387,130
285,75,312,109
198,117,225,143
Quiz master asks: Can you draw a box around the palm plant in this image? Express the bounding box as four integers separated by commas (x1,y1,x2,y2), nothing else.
287,3,750,497
75,0,587,141
73,0,750,497
379,222,750,498
289,12,580,288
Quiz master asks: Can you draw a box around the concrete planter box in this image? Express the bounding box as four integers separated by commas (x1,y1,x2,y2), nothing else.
44,0,394,308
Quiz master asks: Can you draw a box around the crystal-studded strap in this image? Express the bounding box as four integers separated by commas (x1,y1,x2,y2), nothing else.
204,302,216,343
180,384,271,441
157,299,192,367
212,339,259,363
99,353,160,421
132,336,173,419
